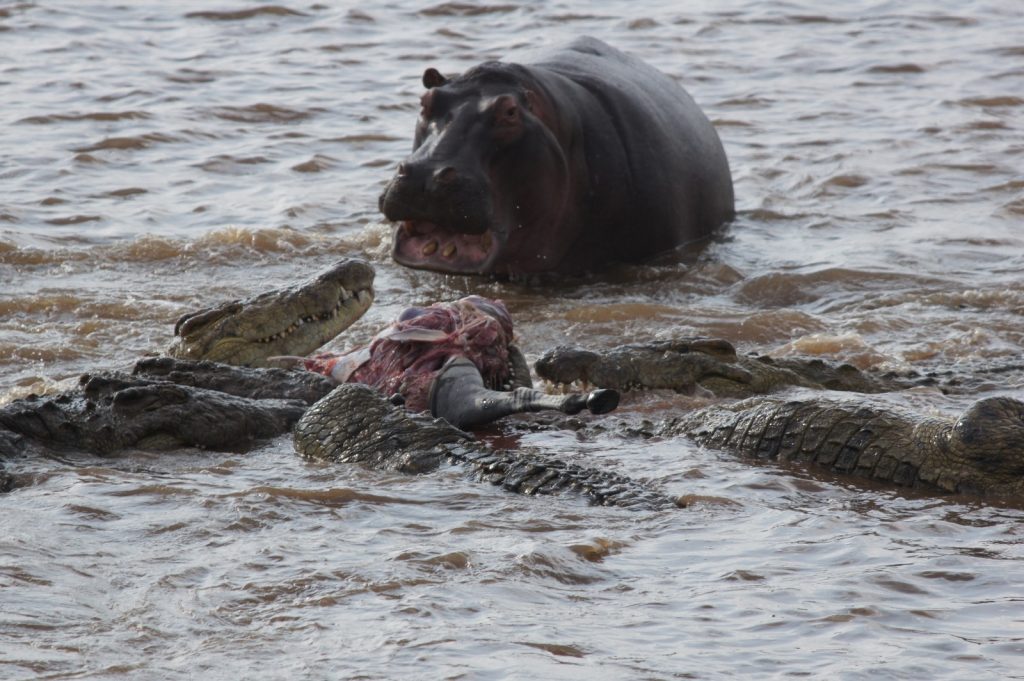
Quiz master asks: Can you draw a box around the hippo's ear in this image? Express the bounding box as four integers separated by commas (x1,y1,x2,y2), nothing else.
422,68,448,89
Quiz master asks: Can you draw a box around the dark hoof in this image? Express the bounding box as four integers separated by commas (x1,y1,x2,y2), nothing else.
586,389,619,415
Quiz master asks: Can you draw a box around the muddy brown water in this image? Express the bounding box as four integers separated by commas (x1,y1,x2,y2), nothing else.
2,2,1023,679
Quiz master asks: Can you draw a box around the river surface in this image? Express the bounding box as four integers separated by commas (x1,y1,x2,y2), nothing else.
2,1,1023,679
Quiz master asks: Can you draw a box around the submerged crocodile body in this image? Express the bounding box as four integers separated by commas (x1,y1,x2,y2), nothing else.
535,339,926,396
295,382,681,509
663,395,1024,497
538,340,1024,501
664,395,1024,499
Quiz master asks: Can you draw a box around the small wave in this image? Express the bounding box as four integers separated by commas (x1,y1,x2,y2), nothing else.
866,63,925,74
772,333,899,371
959,120,1008,131
1002,197,1024,217
918,288,1024,313
716,95,775,109
730,309,828,345
394,550,471,569
712,118,753,127
73,133,179,153
737,268,923,308
107,485,197,498
418,3,521,17
17,111,152,125
291,154,334,173
44,215,102,226
818,173,870,191
956,96,1023,108
512,547,609,585
627,18,660,30
744,208,806,221
163,68,217,84
0,342,86,364
105,187,148,198
184,6,308,21
326,133,403,143
346,9,374,23
566,537,626,563
0,228,368,268
238,485,423,507
518,642,586,658
563,302,680,323
73,153,105,164
206,103,318,123
195,154,271,174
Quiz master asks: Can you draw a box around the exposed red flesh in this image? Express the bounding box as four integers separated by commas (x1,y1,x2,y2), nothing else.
306,296,514,412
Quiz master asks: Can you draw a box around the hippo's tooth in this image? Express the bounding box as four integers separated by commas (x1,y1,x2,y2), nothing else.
422,240,439,256
442,243,456,258
481,232,493,252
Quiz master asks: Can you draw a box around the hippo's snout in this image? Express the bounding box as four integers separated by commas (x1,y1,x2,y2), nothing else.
380,159,493,236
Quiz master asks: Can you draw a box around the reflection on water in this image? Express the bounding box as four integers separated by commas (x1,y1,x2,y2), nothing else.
2,1,1023,678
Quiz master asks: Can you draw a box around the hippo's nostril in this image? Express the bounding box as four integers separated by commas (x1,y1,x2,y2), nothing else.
434,166,458,184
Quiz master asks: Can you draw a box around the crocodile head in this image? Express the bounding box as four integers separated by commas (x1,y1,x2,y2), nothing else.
949,396,1024,498
168,258,375,367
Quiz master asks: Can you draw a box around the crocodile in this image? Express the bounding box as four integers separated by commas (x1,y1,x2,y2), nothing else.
536,340,1024,500
294,382,682,509
3,258,1021,504
660,395,1024,500
0,259,631,505
535,339,928,397
168,258,375,367
0,362,674,509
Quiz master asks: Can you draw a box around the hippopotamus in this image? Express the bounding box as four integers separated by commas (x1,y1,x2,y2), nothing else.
379,37,735,276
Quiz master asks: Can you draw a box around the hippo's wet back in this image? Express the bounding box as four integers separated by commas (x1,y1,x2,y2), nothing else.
379,37,735,276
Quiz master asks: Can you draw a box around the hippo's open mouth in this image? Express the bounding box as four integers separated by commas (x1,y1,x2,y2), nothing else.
392,220,499,274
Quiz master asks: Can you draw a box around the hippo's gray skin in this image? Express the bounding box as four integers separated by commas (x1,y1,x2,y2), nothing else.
380,37,734,276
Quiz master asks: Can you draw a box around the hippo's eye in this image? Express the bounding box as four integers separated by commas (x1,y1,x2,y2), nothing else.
496,98,519,127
